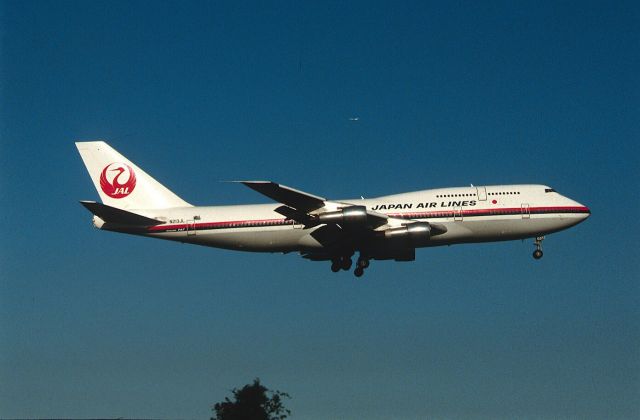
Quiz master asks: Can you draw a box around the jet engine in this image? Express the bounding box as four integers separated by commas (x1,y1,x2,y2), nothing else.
383,222,432,247
318,205,368,228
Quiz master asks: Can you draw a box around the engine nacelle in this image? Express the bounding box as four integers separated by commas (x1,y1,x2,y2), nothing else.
318,205,368,228
383,222,432,247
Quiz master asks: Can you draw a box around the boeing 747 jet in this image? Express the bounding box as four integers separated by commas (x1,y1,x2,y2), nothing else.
76,141,590,276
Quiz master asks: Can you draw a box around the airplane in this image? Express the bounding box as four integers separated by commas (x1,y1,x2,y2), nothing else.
76,141,590,277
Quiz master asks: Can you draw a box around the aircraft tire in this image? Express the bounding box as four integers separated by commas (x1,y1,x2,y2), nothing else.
354,267,364,277
533,250,543,260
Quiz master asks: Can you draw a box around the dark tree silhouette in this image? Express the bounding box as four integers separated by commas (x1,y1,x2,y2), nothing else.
211,378,291,420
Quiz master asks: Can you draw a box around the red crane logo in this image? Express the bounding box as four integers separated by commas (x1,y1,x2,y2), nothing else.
100,163,137,198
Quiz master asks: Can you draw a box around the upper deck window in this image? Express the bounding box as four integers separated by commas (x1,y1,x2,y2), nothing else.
545,188,556,193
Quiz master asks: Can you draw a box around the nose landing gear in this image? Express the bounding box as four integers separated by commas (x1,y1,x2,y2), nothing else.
533,236,544,259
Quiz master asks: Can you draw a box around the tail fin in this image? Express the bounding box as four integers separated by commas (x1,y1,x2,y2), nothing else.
75,141,192,210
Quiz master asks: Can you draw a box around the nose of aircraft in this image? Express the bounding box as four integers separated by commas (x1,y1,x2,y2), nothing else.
580,205,591,221
567,196,591,220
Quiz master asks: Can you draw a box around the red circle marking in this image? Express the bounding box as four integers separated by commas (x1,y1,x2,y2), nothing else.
99,163,137,198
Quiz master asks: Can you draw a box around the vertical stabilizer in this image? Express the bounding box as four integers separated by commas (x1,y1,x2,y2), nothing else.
75,141,192,210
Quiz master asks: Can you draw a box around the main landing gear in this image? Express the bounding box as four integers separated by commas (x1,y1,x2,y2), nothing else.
330,255,370,277
354,257,370,277
533,236,544,260
331,256,352,272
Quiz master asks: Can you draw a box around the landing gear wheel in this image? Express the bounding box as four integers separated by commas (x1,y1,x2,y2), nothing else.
341,257,353,271
354,267,364,277
357,258,370,269
532,236,544,260
331,260,341,272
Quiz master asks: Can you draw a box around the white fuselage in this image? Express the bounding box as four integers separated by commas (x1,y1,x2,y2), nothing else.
97,184,590,255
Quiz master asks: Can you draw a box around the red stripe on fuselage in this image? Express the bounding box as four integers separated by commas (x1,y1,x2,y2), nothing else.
389,205,590,219
146,206,590,234
147,217,287,232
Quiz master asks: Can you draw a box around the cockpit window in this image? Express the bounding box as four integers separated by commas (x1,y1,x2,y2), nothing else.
545,188,556,193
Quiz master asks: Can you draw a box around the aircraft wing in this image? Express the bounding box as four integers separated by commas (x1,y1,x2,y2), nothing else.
239,181,325,212
239,180,390,228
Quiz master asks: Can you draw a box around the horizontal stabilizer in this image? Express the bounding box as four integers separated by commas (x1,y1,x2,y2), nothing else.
79,201,165,226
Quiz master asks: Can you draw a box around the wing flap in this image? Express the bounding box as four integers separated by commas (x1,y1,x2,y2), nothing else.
365,209,389,228
274,205,316,225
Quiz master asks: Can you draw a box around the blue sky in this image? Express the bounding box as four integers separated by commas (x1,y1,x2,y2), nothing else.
1,1,638,418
